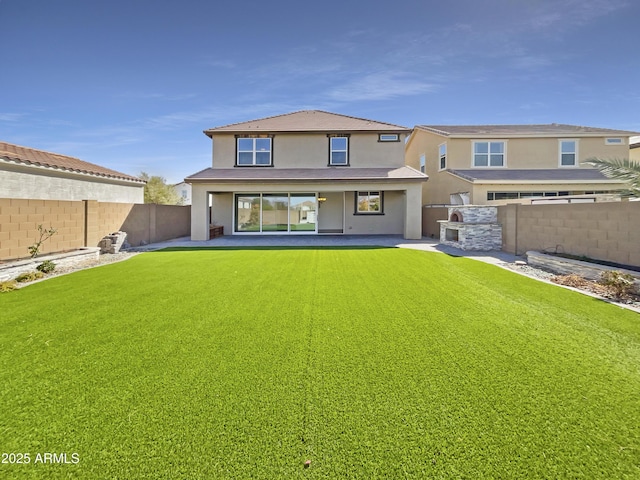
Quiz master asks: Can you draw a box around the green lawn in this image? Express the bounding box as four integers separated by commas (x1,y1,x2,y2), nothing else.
1,247,639,479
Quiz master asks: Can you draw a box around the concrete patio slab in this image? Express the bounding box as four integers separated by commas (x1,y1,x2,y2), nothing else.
126,235,524,268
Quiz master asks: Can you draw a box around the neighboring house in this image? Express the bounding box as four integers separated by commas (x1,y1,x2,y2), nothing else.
405,124,638,205
173,181,192,205
185,110,427,239
0,141,144,203
630,136,640,162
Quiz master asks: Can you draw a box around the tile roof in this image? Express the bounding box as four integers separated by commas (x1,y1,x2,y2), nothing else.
416,124,639,137
447,168,625,183
0,141,144,183
186,167,427,183
205,110,411,135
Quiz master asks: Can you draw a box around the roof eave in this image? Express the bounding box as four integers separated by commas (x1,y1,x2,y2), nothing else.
204,128,412,135
186,176,427,184
0,157,146,185
462,178,627,185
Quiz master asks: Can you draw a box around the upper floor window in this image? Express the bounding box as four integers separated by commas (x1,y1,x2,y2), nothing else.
473,141,505,167
605,138,624,145
329,135,349,166
559,140,577,167
419,154,426,173
237,137,272,166
439,143,447,170
378,134,399,142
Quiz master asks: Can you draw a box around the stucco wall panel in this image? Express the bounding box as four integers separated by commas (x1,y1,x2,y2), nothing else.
0,165,143,203
211,132,407,169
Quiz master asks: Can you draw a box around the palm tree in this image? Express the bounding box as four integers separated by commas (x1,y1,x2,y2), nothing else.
583,158,640,198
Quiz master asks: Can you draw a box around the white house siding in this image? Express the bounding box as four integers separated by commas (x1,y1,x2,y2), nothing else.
0,165,144,203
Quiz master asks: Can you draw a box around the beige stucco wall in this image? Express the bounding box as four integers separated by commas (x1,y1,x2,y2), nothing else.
422,206,448,238
0,163,144,203
344,191,404,235
631,147,640,162
318,192,343,232
498,201,640,267
406,128,632,205
443,136,628,169
191,181,422,240
211,132,408,169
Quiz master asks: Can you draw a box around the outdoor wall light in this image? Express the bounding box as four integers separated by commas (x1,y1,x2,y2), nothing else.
318,196,327,203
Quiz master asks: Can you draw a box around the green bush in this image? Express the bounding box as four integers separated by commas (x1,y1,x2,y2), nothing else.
15,271,45,283
0,281,17,292
600,270,636,298
36,260,56,274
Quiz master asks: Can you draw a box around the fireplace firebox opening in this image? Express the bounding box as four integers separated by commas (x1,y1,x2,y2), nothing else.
445,228,459,242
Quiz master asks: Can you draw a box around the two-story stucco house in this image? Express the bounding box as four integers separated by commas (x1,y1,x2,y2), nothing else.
186,110,427,240
405,124,637,205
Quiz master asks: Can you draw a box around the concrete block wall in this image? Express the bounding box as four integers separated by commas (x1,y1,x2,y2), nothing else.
0,198,86,260
97,202,135,245
498,201,640,267
0,198,191,262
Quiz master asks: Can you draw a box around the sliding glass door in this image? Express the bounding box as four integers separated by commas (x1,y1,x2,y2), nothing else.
290,194,317,232
234,193,317,234
262,194,289,232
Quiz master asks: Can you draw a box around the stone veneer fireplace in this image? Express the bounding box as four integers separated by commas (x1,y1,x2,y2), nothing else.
438,205,502,251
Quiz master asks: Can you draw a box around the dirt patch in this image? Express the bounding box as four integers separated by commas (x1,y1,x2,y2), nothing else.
551,274,640,307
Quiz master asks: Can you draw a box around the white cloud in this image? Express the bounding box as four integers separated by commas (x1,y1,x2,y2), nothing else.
112,92,198,101
328,72,437,102
524,0,629,31
0,112,27,122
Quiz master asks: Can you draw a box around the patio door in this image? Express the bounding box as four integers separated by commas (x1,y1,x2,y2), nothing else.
234,193,317,234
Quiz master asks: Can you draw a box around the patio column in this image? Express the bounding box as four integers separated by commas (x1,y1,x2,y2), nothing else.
191,184,209,241
404,184,422,240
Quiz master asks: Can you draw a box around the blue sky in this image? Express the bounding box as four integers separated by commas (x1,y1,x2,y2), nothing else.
1,0,639,183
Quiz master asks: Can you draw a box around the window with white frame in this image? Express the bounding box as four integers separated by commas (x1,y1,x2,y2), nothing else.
356,191,382,214
419,154,426,173
473,141,505,167
329,136,349,165
237,137,272,166
605,138,624,145
378,133,399,142
439,143,447,170
559,140,577,166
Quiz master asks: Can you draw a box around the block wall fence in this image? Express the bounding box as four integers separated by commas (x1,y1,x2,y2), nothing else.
424,201,640,268
0,199,190,262
498,201,640,267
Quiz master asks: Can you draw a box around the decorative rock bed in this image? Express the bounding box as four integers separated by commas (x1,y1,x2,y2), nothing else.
0,248,101,282
526,251,640,287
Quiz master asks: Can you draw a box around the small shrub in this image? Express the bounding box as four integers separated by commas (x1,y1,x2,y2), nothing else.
0,281,17,292
36,260,56,274
599,270,636,298
15,271,44,283
28,224,58,258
